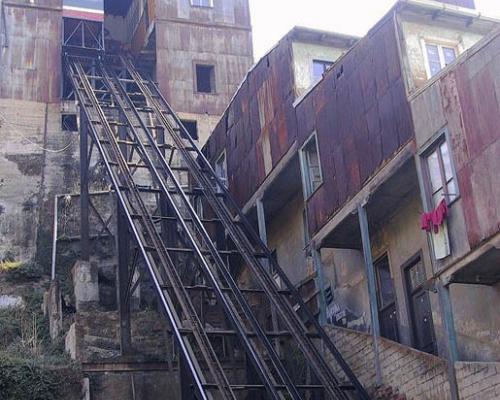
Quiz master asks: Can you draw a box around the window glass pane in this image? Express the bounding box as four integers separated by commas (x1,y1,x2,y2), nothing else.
440,141,454,181
192,0,212,6
312,60,333,81
447,180,457,202
408,259,426,292
302,137,322,196
427,150,442,192
310,166,322,191
432,188,444,208
442,47,457,65
215,153,227,191
426,44,442,76
375,257,395,308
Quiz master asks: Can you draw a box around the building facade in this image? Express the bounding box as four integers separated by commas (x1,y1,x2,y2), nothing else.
204,0,500,397
0,0,253,261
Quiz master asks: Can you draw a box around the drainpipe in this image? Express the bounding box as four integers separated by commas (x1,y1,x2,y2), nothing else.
357,202,383,386
51,195,59,281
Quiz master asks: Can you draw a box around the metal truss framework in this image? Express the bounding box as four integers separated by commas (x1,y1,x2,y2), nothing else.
65,53,370,400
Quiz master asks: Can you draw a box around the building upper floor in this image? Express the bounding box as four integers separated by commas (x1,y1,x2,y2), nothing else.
203,0,500,240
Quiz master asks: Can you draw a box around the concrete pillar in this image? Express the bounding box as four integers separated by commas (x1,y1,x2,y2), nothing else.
72,260,99,311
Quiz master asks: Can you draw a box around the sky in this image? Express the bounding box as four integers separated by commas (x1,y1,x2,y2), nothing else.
249,0,500,59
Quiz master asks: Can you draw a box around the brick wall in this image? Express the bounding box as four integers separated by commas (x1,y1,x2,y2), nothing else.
325,326,451,399
456,361,500,399
326,326,500,399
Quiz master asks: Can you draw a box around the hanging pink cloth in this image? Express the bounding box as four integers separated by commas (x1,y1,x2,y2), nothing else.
421,199,448,233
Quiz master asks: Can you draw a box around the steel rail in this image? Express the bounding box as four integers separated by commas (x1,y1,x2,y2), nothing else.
98,59,300,400
122,56,370,400
67,57,230,400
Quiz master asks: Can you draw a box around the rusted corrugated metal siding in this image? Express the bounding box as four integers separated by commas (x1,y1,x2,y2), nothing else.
0,1,62,103
296,17,414,235
205,16,414,237
206,36,298,206
442,32,500,248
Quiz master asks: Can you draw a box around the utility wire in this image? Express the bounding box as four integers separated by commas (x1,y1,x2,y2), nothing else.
0,110,77,153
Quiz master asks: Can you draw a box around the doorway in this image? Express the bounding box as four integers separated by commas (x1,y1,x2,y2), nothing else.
403,255,436,354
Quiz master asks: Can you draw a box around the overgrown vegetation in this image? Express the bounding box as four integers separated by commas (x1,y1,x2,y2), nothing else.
0,354,81,400
1,260,44,283
0,255,82,400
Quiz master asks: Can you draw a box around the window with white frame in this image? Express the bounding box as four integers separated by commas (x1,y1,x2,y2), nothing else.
215,151,227,192
300,133,323,198
191,0,213,8
424,42,457,78
423,135,458,208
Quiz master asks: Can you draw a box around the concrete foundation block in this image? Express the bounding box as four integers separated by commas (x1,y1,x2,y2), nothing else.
47,280,63,340
81,377,90,400
72,260,99,311
65,322,77,360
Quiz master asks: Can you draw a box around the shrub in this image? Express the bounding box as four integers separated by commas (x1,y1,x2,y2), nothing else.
0,354,81,400
4,260,44,283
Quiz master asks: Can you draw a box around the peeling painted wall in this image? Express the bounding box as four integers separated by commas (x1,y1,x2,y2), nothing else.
0,1,80,262
407,30,500,361
267,192,307,286
410,30,500,255
291,42,347,98
399,16,485,94
0,99,78,261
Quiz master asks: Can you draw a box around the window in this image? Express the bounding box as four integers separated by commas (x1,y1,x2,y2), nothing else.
180,119,198,140
61,114,78,132
270,250,282,288
424,43,457,78
191,0,213,7
300,134,323,198
195,64,216,93
215,151,227,192
423,137,458,208
312,59,333,81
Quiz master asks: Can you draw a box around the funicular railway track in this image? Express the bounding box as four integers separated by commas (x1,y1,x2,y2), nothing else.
65,52,371,400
